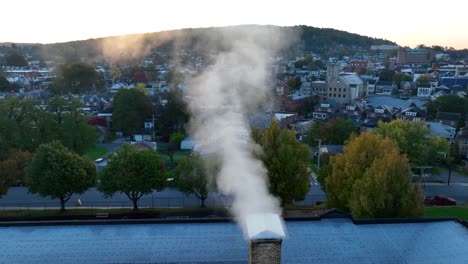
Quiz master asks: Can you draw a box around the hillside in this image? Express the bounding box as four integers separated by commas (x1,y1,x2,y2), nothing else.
1,25,396,62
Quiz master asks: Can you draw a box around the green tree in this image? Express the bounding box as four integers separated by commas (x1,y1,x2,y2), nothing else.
174,154,211,207
50,61,104,94
6,53,28,67
416,75,431,87
159,89,189,133
112,88,153,135
26,141,96,211
253,121,311,205
375,120,449,166
308,117,357,146
0,76,9,92
378,69,394,81
325,132,423,217
98,144,166,210
427,94,468,122
0,160,16,196
165,69,184,89
167,132,184,166
48,96,98,154
393,73,412,88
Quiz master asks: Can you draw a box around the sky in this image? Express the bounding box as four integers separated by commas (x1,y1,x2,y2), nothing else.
2,0,467,49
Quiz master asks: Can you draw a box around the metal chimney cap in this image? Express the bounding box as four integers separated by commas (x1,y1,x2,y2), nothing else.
245,213,286,240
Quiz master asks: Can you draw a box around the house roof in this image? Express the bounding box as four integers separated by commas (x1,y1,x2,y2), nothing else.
340,74,363,86
436,112,461,122
1,218,466,263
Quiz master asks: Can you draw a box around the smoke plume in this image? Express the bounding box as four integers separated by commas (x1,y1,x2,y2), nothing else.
186,26,296,236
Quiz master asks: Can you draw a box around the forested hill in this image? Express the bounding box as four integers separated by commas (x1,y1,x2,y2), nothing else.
1,25,396,62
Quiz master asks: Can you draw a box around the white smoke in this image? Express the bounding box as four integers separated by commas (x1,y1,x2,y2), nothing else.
186,26,296,236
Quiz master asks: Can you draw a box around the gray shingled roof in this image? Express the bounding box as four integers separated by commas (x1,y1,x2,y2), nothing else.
0,218,466,263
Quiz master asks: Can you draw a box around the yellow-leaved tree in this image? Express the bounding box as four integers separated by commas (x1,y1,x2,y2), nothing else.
325,132,423,218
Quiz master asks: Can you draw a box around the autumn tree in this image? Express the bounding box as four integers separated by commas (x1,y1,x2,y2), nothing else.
0,149,33,190
308,117,357,146
325,132,423,218
98,144,166,210
110,65,123,81
253,121,311,205
374,120,449,166
174,154,213,207
0,160,16,196
112,88,153,135
26,141,96,211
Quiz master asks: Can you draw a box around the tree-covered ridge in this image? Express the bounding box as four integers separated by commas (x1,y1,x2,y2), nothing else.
1,25,396,62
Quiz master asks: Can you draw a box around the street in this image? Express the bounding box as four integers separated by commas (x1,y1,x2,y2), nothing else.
1,182,466,209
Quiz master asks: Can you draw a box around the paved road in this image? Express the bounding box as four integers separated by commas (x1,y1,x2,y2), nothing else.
427,167,468,184
1,168,466,209
2,182,465,209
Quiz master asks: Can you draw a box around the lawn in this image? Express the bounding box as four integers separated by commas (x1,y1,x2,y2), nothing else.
424,206,468,221
84,146,108,160
159,150,192,164
0,207,224,218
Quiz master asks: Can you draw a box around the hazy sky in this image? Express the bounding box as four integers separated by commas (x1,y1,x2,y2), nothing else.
2,0,467,49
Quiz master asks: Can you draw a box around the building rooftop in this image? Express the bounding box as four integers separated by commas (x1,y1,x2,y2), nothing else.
0,218,466,263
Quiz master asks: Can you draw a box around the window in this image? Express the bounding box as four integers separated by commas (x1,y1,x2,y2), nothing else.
405,112,417,116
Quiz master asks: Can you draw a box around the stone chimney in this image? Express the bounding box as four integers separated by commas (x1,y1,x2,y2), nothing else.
246,214,285,264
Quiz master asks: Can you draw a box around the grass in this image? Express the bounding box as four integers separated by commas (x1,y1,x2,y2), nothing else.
424,206,468,221
84,146,108,160
0,207,225,218
159,150,191,163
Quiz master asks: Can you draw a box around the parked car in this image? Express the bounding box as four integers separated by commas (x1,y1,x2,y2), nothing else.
424,195,457,206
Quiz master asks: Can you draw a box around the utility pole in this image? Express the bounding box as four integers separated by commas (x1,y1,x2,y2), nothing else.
316,138,322,170
152,114,155,142
447,165,452,186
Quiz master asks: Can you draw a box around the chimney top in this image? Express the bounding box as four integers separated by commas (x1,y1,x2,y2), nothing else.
245,213,285,240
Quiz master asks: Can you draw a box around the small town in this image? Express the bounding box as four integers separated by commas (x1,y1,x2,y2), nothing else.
0,1,467,263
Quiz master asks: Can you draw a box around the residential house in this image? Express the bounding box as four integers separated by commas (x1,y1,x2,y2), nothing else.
417,87,433,97
367,79,376,94
248,111,273,129
132,129,153,142
361,104,395,130
397,107,427,122
436,112,461,128
290,119,313,135
338,102,365,121
375,81,396,95
456,126,468,159
130,141,157,151
426,122,456,142
320,144,344,155
274,112,300,128
312,100,341,120
398,81,415,98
